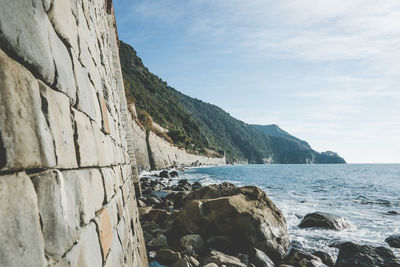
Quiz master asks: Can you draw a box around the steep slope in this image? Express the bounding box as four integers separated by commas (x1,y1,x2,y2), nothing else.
119,41,345,164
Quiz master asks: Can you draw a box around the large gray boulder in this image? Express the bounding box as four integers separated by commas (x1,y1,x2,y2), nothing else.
284,249,328,267
298,212,351,230
385,234,400,248
334,242,400,267
168,183,290,263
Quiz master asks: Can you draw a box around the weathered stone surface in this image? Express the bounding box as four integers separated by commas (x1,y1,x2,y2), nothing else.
48,0,78,50
31,170,80,260
298,212,352,230
48,25,77,102
97,208,113,259
0,172,46,267
101,168,116,202
55,223,103,267
204,250,246,267
180,234,205,251
334,242,400,267
171,258,191,267
0,49,56,171
385,234,400,248
99,95,111,134
251,248,275,267
172,184,289,262
156,249,181,265
203,264,219,267
39,81,78,168
0,0,55,84
312,251,334,267
284,249,326,267
148,235,168,249
62,169,104,224
73,109,98,166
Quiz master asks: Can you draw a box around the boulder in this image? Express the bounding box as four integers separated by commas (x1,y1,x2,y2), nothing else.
284,249,327,267
180,234,205,251
166,191,189,210
170,171,179,177
334,242,400,267
385,234,400,248
250,248,275,267
298,212,351,230
204,250,247,267
312,251,334,266
159,170,170,178
156,248,181,266
148,235,168,249
171,258,191,267
192,182,202,190
141,209,170,226
170,183,289,262
203,264,219,267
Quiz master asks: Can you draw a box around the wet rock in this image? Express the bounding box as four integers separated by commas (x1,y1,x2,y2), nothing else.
159,170,170,178
170,171,179,177
250,248,275,267
171,258,191,267
192,182,202,190
146,196,161,206
148,235,168,249
156,248,181,266
204,250,247,267
284,249,327,267
312,251,334,266
174,184,289,262
298,212,351,230
334,242,400,267
385,234,400,248
166,191,188,210
387,210,399,215
180,234,205,252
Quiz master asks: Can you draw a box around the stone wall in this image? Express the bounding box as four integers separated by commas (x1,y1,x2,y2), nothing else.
0,0,147,266
130,118,225,171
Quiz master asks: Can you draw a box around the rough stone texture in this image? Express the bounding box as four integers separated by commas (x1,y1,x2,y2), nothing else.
385,234,400,248
0,172,46,267
73,109,99,167
39,81,78,168
204,250,247,267
0,0,148,265
31,170,80,260
334,242,400,267
0,49,56,171
97,208,113,259
0,0,55,84
298,212,352,230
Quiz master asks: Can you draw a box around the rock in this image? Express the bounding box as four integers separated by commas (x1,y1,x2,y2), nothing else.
250,248,275,267
192,182,202,190
189,256,200,266
334,242,400,267
148,235,168,249
312,251,334,266
387,210,399,215
166,191,188,210
171,258,191,267
170,171,179,177
159,170,170,178
385,234,400,248
298,212,351,230
141,209,170,226
156,249,181,266
139,206,153,217
203,264,219,267
146,196,161,206
172,184,289,262
284,249,327,267
0,172,46,267
97,208,113,259
73,109,98,167
204,250,247,267
180,234,205,251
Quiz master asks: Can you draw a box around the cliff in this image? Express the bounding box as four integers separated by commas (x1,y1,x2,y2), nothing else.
0,0,147,266
120,42,345,164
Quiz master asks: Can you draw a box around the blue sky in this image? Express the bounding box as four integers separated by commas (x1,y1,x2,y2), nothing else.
114,0,400,163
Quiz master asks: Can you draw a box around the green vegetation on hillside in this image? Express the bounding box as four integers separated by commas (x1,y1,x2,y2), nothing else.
119,41,345,164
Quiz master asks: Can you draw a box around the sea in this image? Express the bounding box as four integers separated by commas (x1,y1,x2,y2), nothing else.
177,164,400,258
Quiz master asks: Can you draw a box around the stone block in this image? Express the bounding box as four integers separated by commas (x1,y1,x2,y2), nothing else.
31,170,80,260
73,53,101,125
99,95,111,134
0,172,46,267
48,0,79,51
73,109,98,167
0,0,55,84
97,208,113,259
105,231,125,267
113,165,123,190
39,82,78,168
92,122,108,166
0,49,56,171
101,168,116,202
62,169,104,224
54,223,102,267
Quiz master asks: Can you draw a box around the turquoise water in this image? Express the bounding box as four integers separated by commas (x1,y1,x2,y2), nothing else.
181,164,400,258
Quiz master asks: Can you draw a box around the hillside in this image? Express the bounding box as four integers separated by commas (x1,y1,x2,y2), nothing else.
119,41,345,164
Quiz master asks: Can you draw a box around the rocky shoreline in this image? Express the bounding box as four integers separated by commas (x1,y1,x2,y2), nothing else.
138,169,400,267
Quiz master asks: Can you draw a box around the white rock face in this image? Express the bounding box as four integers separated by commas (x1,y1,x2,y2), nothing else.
0,172,46,267
0,49,56,171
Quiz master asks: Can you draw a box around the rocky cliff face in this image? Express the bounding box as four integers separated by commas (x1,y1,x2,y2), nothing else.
0,0,147,266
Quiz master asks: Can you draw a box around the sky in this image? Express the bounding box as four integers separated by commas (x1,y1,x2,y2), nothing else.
114,0,400,163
